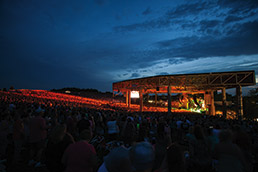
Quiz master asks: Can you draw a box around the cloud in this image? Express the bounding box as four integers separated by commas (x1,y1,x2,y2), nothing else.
168,58,186,65
198,20,221,35
156,21,258,59
112,20,258,71
218,0,258,15
142,7,152,15
113,2,212,32
165,1,212,19
131,73,141,78
113,19,171,32
157,72,169,75
223,15,243,24
112,54,258,83
113,0,258,33
94,0,106,5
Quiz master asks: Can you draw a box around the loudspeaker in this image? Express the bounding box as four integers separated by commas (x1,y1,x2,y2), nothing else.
156,87,159,91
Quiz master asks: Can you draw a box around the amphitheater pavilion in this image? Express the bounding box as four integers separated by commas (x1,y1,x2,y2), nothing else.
113,70,256,119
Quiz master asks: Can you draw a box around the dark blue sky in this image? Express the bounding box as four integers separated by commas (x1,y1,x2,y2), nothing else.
0,0,258,93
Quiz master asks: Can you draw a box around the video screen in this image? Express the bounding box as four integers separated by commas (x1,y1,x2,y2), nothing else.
131,91,139,98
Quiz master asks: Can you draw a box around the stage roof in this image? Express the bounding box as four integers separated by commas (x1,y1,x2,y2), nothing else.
113,70,256,94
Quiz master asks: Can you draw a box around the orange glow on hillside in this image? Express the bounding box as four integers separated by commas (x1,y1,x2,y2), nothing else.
0,89,193,113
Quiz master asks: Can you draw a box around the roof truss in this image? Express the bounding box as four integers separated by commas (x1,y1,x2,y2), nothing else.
113,70,256,93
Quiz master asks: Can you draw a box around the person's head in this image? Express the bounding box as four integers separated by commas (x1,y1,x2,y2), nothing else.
50,124,67,144
194,125,205,140
104,147,132,172
82,113,88,120
157,123,165,137
130,142,155,172
14,112,21,121
219,129,232,143
79,129,92,141
188,126,194,134
35,110,44,117
166,143,186,172
234,131,250,151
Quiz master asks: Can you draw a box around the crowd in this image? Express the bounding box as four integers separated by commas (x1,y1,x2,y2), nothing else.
0,90,258,172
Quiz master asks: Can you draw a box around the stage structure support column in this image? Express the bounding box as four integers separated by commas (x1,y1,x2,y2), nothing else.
210,91,215,116
167,85,171,115
222,88,227,118
204,91,215,115
128,90,131,108
126,90,129,106
236,86,243,120
155,93,157,106
140,89,143,112
204,92,209,115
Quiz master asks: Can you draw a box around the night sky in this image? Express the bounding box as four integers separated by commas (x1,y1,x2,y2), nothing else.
1,0,258,93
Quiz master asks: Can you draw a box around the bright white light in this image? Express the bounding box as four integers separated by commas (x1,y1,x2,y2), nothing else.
131,91,139,98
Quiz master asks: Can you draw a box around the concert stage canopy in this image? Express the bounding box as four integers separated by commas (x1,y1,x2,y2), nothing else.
113,70,256,93
113,70,256,118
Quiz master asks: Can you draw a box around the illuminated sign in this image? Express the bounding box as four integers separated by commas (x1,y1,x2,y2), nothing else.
131,91,139,98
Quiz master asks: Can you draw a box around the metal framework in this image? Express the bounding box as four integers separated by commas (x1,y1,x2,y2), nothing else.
113,70,255,93
113,70,256,118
